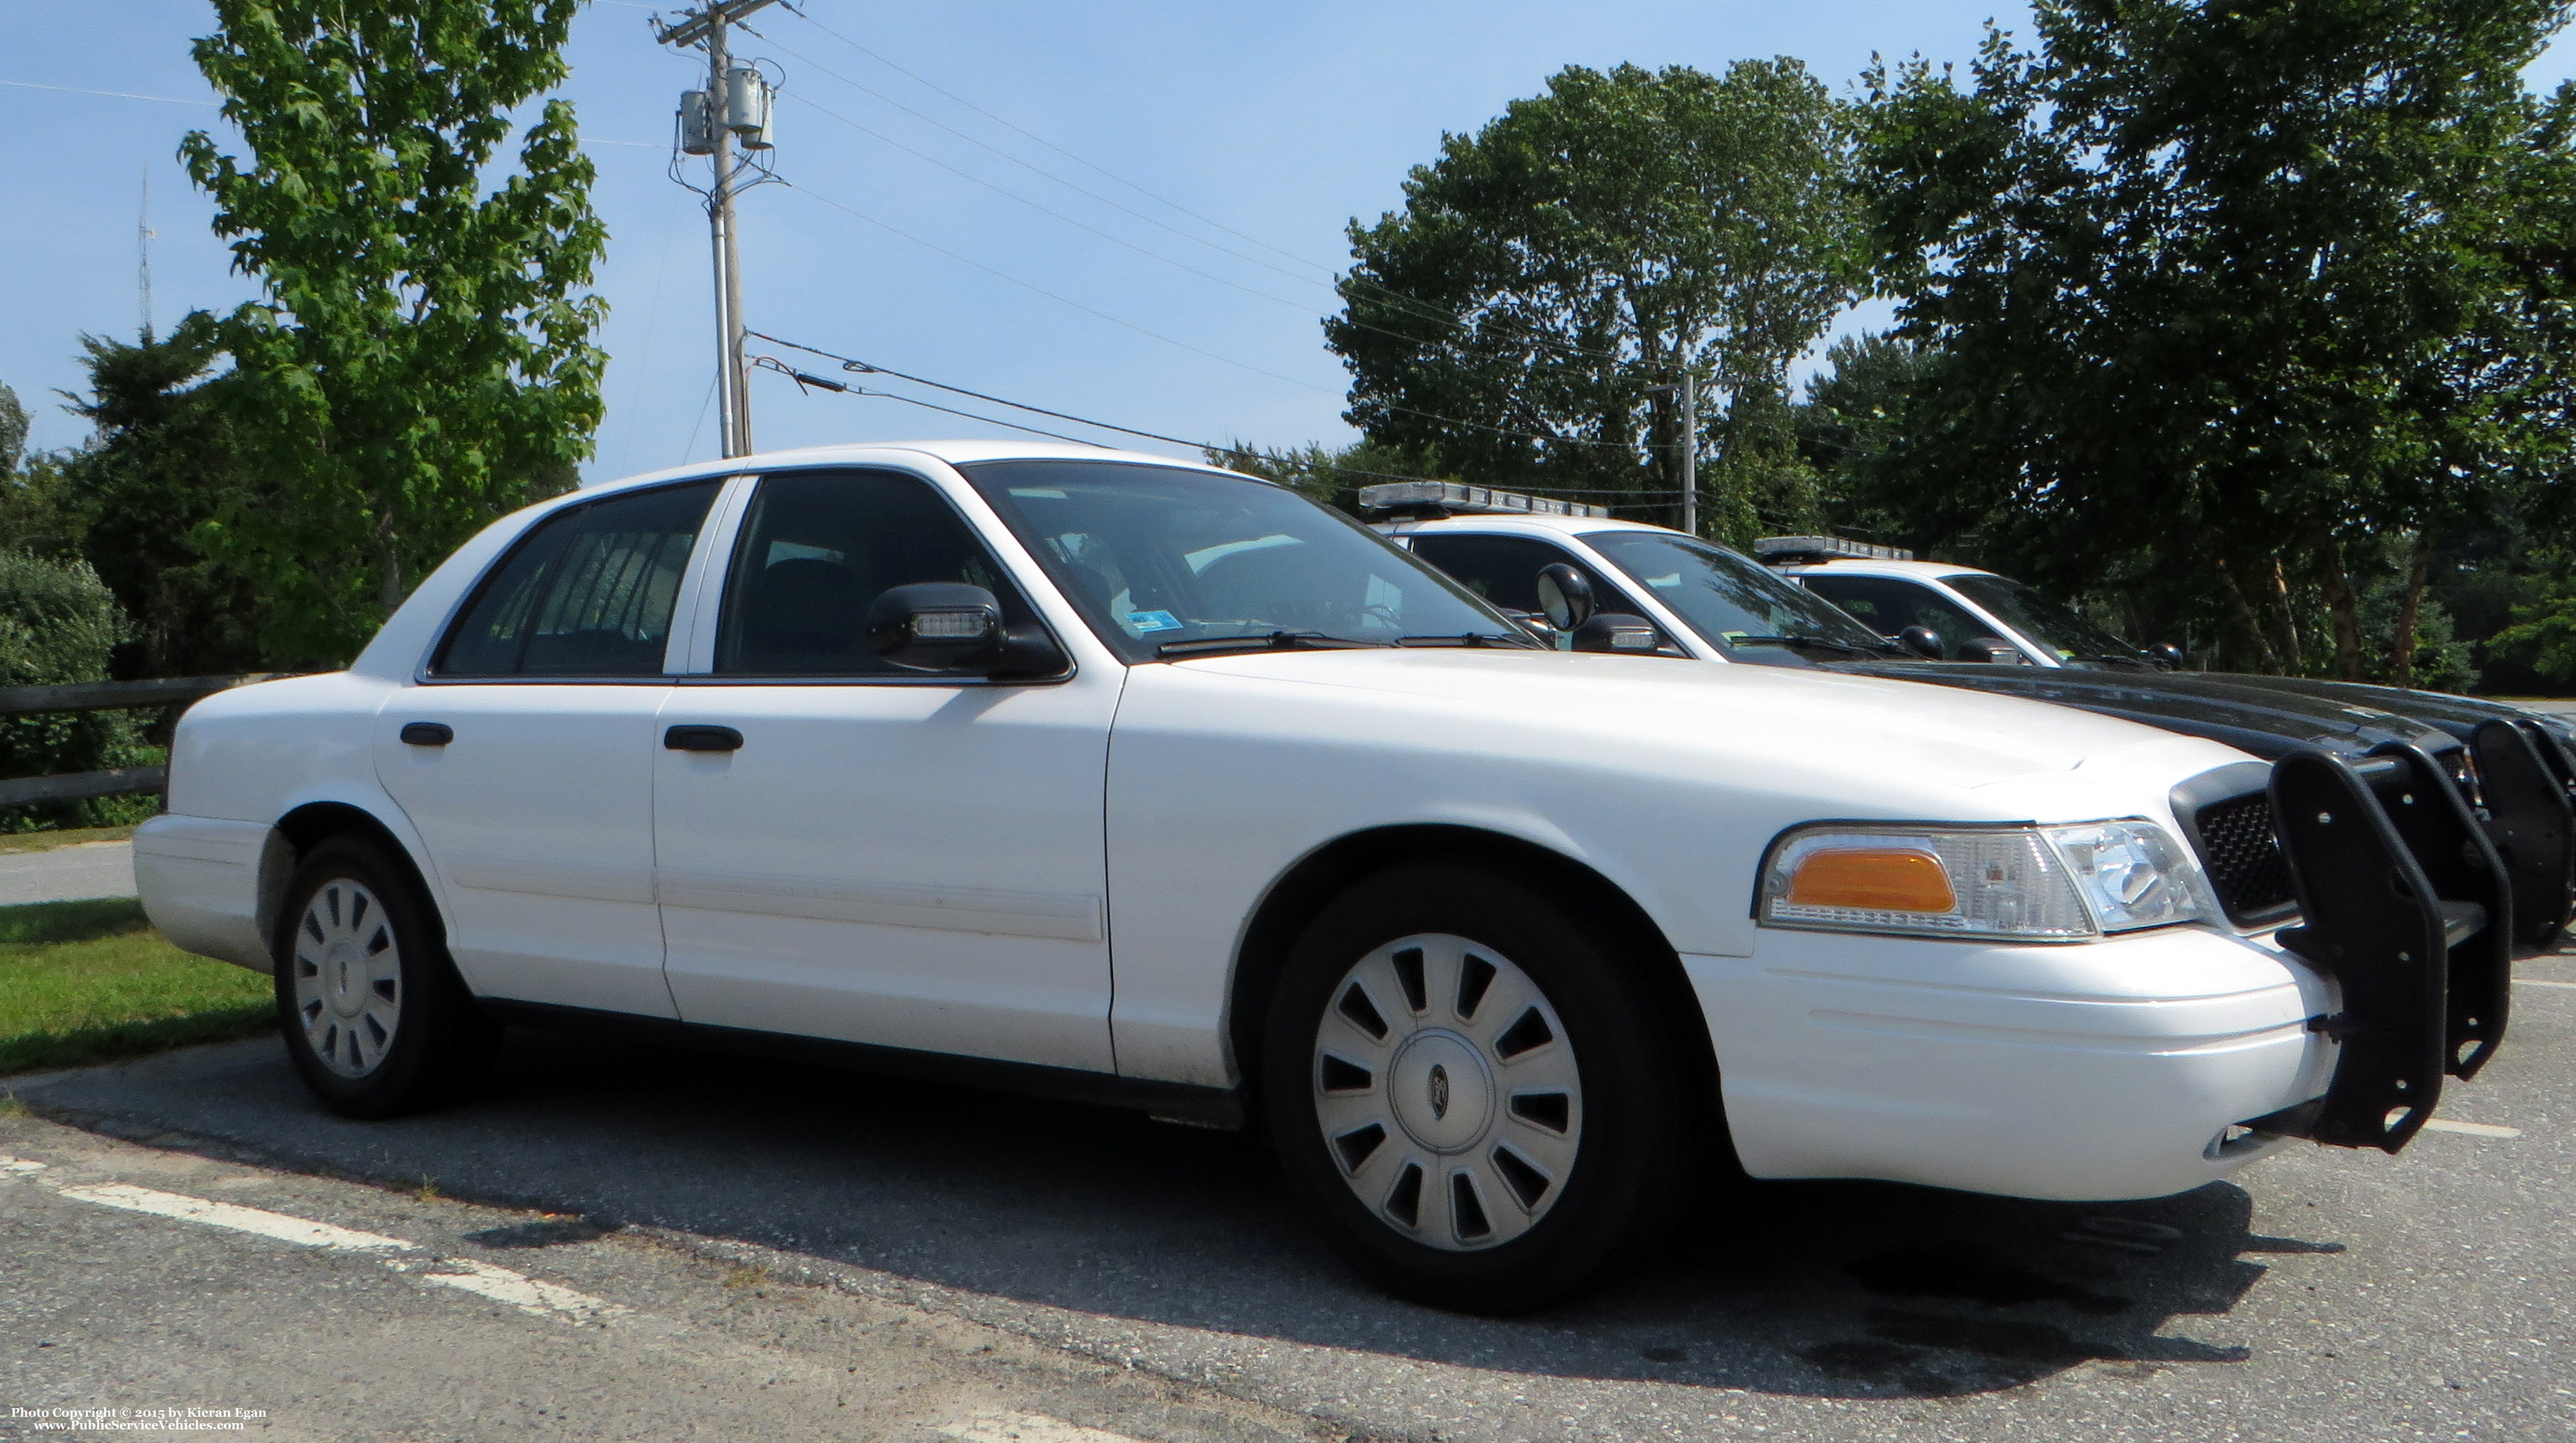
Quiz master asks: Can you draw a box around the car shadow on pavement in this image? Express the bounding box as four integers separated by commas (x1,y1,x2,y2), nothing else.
19,1027,2335,1400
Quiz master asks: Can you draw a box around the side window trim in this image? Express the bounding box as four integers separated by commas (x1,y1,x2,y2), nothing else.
419,477,729,686
667,472,760,675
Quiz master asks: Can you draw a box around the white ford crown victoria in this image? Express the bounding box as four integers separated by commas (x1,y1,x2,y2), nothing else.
136,442,2465,1311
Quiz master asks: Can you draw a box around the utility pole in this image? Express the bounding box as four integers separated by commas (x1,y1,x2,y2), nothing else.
654,0,779,459
1652,371,1700,537
1677,368,1698,539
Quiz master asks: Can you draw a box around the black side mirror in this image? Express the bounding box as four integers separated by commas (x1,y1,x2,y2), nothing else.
2149,642,2185,669
1536,564,1596,632
1896,625,1943,660
866,583,1067,677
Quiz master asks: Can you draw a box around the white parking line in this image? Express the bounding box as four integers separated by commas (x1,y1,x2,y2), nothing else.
58,1183,417,1252
2420,1119,2523,1139
2516,977,2576,991
7,1155,623,1324
395,1256,628,1324
936,1415,1152,1443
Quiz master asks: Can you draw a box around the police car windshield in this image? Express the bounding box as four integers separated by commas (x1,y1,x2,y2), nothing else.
1946,574,2141,663
961,460,1521,662
1586,532,1887,654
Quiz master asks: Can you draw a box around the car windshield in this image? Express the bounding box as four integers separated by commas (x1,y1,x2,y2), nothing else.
1585,531,1888,655
1945,574,2141,662
960,460,1524,662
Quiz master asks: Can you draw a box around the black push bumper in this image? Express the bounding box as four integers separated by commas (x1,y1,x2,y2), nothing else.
2261,744,2518,1152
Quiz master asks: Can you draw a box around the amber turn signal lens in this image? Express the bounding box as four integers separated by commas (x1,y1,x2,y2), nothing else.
1786,847,1956,913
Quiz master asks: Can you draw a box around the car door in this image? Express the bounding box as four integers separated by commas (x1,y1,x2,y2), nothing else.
651,466,1120,1072
374,478,728,1018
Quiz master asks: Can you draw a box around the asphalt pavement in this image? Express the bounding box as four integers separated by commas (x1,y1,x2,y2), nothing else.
6,950,2573,1442
0,843,134,906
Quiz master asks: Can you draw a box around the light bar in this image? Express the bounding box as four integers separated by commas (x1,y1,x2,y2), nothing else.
1752,534,1914,562
1358,481,1611,520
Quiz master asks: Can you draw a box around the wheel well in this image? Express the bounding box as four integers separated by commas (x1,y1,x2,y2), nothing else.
1226,825,1718,1107
270,803,445,945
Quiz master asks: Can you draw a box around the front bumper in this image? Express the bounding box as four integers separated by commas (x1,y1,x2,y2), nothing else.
1688,925,2335,1200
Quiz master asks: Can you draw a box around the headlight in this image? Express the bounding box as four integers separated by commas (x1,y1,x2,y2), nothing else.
1757,819,2212,942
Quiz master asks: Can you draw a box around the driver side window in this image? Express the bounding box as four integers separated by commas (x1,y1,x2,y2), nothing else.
1800,576,1991,661
714,469,1039,677
1404,534,1623,615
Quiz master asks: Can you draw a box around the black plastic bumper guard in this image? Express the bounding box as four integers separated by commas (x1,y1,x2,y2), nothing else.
2478,718,2576,950
2262,743,2514,1153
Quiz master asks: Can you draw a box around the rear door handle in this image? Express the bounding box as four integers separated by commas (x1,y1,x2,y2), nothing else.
664,725,743,752
398,722,454,747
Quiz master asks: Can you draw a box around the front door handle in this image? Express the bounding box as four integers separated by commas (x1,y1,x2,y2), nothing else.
664,725,743,752
398,722,454,747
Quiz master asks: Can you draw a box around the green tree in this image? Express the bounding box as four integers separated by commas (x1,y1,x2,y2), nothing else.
1203,439,1453,512
57,315,273,678
1327,61,1864,542
1857,1,2576,680
1794,332,1927,543
0,382,26,476
0,552,153,830
182,0,606,664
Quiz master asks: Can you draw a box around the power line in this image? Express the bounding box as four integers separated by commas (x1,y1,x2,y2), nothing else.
777,175,1634,452
777,179,1335,395
785,11,1331,278
746,331,1688,500
783,89,1573,370
766,17,1628,366
784,91,1319,317
0,78,215,106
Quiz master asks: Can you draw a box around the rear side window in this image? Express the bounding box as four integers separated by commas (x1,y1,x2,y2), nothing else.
433,481,721,677
714,468,1041,676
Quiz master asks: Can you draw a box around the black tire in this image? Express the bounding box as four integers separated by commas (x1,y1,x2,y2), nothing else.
273,835,498,1119
1260,857,1708,1312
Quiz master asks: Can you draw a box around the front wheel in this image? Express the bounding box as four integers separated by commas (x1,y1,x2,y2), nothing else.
1261,859,1706,1312
274,836,496,1118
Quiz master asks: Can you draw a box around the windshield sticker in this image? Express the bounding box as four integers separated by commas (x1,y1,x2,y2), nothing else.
1126,609,1185,633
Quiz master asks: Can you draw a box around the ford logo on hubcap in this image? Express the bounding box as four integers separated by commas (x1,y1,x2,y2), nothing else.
1428,1063,1451,1119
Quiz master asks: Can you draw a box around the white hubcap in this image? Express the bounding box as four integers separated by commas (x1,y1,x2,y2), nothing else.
1311,933,1583,1251
290,879,401,1079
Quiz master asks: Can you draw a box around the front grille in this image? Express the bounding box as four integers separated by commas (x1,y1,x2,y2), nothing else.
2193,791,2297,921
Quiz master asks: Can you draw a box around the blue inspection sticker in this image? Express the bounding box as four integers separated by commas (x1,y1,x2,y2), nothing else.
1125,610,1185,634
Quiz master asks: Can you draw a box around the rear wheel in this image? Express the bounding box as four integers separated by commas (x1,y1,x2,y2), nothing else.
274,836,496,1118
1261,859,1704,1312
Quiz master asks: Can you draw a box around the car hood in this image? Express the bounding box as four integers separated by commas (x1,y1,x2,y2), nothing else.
1169,647,2246,799
1828,661,2453,760
2201,674,2574,747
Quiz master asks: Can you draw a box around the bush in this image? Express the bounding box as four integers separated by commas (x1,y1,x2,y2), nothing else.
0,552,154,830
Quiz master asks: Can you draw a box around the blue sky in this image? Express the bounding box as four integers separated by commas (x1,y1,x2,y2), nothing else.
8,1,2576,479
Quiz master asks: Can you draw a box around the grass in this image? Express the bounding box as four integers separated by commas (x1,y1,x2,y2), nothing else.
0,896,273,1075
0,823,141,856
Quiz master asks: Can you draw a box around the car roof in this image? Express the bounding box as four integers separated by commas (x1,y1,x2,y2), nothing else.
1772,556,1994,582
1377,512,1684,542
576,441,1244,499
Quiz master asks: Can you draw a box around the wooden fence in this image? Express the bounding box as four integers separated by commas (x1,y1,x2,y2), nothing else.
0,675,282,809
